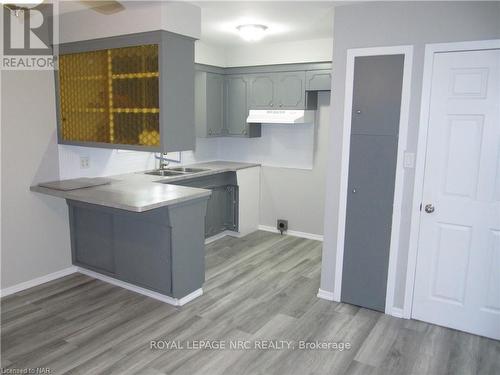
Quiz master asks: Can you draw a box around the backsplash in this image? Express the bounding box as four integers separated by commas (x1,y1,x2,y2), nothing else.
58,138,220,180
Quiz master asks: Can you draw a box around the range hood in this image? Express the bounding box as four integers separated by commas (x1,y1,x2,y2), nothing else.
246,109,315,125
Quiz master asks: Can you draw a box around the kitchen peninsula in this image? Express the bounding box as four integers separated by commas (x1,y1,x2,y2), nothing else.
31,161,260,306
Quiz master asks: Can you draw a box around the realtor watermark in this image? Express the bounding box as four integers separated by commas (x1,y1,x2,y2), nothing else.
150,339,352,352
1,2,58,70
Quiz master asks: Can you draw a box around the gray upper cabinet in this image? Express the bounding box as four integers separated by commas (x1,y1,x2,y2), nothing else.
225,75,250,136
306,69,332,91
56,30,196,152
276,71,306,109
248,71,306,110
195,71,225,137
249,74,275,108
194,62,331,138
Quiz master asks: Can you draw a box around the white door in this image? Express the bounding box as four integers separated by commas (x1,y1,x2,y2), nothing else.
413,49,500,340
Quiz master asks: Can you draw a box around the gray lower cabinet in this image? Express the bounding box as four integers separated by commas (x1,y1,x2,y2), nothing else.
195,71,225,137
68,196,208,298
168,172,239,238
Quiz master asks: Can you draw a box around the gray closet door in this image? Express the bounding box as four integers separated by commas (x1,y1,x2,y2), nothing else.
341,54,404,312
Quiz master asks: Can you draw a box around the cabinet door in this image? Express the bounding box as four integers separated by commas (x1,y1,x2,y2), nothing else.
59,45,160,147
249,74,275,109
306,70,332,91
276,71,306,109
206,73,224,136
59,50,111,143
71,206,115,274
225,76,249,136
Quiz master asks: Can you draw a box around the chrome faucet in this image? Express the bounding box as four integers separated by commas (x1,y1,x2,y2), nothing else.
155,153,170,170
155,153,181,170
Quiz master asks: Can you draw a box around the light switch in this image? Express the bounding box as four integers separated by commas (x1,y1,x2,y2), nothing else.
403,152,415,169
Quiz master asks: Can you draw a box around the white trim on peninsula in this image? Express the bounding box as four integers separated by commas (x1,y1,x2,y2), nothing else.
76,267,203,306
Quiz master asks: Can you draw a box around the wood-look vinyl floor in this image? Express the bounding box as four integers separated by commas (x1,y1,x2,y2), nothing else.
1,231,499,374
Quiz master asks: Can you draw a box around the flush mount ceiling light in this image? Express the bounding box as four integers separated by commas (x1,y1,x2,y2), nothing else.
236,24,268,42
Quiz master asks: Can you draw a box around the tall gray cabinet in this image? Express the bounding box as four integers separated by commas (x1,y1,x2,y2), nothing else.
341,54,405,312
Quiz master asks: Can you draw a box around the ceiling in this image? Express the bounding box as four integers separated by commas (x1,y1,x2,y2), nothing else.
195,1,335,47
57,1,336,47
57,1,152,14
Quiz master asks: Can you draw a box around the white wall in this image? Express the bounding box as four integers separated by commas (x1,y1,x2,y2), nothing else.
224,38,333,67
258,93,330,235
218,124,315,170
195,41,227,67
195,38,333,68
320,1,500,310
1,70,72,289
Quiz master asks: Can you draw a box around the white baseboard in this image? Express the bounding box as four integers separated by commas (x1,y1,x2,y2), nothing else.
389,307,404,319
205,230,242,244
317,288,336,301
76,267,202,306
258,225,324,241
0,266,78,298
176,288,204,306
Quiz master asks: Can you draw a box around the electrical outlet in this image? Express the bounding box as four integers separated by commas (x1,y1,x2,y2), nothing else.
277,219,288,235
80,156,90,169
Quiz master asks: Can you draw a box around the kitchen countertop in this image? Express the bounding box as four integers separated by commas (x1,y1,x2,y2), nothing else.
30,161,260,212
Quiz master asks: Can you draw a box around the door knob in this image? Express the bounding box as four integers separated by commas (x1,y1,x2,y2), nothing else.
424,204,435,213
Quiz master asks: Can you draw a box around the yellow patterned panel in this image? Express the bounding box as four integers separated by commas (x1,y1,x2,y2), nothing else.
58,44,160,147
59,50,109,142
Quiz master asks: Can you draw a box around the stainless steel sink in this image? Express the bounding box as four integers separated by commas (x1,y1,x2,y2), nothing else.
168,167,208,173
144,167,208,177
144,170,185,177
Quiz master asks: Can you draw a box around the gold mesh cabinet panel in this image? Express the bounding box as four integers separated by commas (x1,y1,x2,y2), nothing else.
58,44,160,147
59,50,109,142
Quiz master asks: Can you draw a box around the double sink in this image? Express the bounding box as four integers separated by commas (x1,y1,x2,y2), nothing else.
144,167,209,177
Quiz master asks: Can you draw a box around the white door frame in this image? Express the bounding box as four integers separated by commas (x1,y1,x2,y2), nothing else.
333,45,413,317
404,39,500,319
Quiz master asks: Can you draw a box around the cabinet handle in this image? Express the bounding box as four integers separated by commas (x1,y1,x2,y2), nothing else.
279,103,283,107
270,103,273,107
